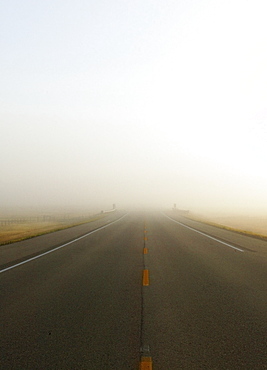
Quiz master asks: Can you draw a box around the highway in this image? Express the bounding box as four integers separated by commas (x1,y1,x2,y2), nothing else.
1,211,267,369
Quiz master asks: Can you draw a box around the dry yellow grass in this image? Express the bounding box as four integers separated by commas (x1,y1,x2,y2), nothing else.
0,214,106,245
185,213,267,241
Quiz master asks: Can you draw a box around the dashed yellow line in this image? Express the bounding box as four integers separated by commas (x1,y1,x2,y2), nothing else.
143,247,148,254
139,356,153,369
144,236,147,241
142,269,150,286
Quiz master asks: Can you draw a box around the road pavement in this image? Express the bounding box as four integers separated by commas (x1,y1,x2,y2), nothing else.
1,211,267,369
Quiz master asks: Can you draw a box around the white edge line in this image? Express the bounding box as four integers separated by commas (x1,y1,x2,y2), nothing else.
162,213,244,253
0,213,128,274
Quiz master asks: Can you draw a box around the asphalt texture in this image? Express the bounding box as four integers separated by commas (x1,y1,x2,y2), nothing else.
1,211,267,369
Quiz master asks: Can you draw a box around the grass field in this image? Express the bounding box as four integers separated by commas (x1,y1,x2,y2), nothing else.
186,212,267,241
0,210,106,245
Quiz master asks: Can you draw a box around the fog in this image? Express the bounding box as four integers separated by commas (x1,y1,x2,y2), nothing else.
1,0,267,215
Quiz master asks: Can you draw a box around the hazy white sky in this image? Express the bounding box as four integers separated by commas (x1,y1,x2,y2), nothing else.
1,0,267,213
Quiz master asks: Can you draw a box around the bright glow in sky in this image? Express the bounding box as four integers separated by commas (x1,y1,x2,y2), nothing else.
1,0,267,213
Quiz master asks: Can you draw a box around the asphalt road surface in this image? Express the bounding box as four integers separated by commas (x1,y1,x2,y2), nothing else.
1,211,267,369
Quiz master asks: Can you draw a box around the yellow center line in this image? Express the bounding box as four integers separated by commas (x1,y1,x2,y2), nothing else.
143,247,148,254
144,236,147,241
139,356,153,370
142,269,150,286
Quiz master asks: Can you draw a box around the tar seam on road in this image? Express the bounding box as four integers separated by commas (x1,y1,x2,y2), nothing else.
0,213,128,274
163,213,244,253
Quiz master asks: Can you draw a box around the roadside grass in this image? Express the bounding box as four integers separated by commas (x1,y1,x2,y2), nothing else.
183,214,267,241
0,214,106,246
